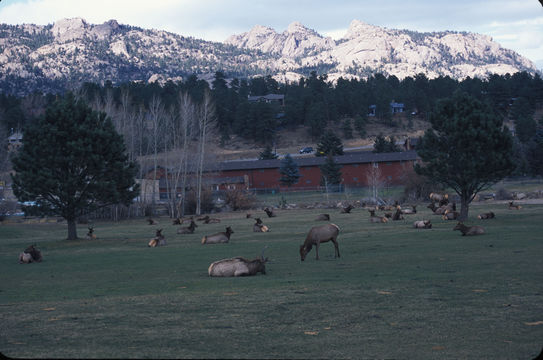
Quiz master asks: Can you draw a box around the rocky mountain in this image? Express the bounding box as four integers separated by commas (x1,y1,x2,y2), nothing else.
0,18,539,95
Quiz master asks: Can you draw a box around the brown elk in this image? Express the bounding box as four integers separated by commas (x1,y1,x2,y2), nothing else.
148,229,166,247
442,209,460,220
413,220,432,229
340,204,353,214
401,205,417,215
428,202,455,215
264,207,277,218
208,248,268,277
147,218,158,225
370,214,388,223
201,226,234,244
18,244,42,263
315,213,330,221
453,222,485,236
392,207,404,221
86,226,97,240
508,201,522,210
197,215,221,224
253,218,270,232
177,220,198,234
429,192,449,206
477,211,495,220
299,223,340,261
246,213,252,218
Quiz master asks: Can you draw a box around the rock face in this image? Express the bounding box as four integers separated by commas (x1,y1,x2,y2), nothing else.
0,18,539,95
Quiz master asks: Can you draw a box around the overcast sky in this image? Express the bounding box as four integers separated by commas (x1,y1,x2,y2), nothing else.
1,0,542,69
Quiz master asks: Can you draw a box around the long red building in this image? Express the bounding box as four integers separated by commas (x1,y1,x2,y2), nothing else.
214,150,419,191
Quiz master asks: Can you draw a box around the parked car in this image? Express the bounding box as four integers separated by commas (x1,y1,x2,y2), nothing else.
299,147,313,154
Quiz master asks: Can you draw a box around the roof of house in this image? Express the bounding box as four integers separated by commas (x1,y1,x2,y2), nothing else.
248,94,285,102
217,150,418,172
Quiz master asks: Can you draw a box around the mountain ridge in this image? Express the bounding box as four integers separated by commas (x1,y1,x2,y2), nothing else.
0,17,539,95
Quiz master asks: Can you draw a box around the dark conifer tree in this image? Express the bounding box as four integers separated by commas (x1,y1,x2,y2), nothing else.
279,154,300,187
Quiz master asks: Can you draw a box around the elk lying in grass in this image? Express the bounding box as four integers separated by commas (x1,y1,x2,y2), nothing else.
148,229,166,247
253,218,270,232
208,249,268,277
86,226,97,240
264,207,277,218
173,217,193,225
477,211,495,220
177,220,197,234
508,201,522,210
299,223,340,261
201,226,234,244
429,192,449,206
147,218,158,225
340,204,353,214
18,244,42,264
315,213,330,221
392,207,404,221
197,215,221,224
428,202,456,215
453,222,485,236
401,205,417,215
413,220,432,229
442,209,460,220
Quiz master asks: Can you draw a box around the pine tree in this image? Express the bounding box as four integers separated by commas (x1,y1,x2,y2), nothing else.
320,154,342,186
415,91,514,220
259,144,278,160
11,93,139,240
316,131,344,157
279,154,300,187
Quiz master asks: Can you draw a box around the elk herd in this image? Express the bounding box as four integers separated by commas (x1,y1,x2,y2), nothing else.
17,193,524,280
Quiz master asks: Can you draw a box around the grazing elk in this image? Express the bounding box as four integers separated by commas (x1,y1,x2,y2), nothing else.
201,226,234,244
264,207,277,218
508,201,522,210
477,211,495,220
442,209,460,220
86,226,97,240
299,223,340,261
253,218,270,232
208,247,268,277
18,244,42,263
340,204,353,214
315,213,330,221
453,222,485,236
148,229,166,247
413,220,432,229
177,220,198,234
147,218,158,225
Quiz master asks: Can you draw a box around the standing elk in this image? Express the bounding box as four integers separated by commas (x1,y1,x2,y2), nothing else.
315,213,330,221
18,244,42,263
453,222,485,236
429,193,449,206
392,207,404,221
177,220,198,234
253,218,270,232
413,220,432,229
299,223,340,261
477,211,495,220
264,207,277,218
86,226,97,240
208,247,269,277
148,229,166,247
201,226,234,244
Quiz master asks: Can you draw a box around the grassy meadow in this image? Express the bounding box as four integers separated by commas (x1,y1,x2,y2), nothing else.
1,201,542,359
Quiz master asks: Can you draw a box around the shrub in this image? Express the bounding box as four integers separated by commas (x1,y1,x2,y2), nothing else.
224,189,257,210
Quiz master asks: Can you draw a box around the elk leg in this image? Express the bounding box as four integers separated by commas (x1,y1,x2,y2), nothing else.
315,242,320,260
332,238,340,258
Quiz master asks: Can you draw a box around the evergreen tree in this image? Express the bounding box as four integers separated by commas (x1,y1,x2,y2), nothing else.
342,118,353,139
320,154,342,186
373,133,400,153
354,115,367,137
259,144,278,160
316,130,344,157
279,154,300,187
11,94,139,240
415,92,514,220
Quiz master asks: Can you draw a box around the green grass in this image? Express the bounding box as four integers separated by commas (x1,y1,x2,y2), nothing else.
1,203,542,359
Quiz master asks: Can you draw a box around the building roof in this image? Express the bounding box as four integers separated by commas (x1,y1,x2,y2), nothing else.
248,94,285,102
217,150,418,172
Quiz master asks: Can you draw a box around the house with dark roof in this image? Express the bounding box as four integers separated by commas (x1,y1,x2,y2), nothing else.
247,94,285,106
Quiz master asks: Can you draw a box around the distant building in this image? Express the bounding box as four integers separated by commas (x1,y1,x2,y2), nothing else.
390,101,405,114
247,94,285,106
368,104,376,117
7,131,23,152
